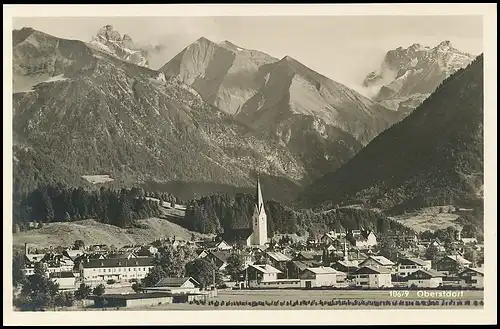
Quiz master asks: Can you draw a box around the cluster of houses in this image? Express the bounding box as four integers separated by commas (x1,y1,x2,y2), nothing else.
20,225,484,297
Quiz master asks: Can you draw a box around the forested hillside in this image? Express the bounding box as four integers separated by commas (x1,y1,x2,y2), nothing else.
183,193,414,237
299,55,484,214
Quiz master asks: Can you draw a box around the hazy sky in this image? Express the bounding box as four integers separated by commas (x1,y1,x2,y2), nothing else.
13,16,483,93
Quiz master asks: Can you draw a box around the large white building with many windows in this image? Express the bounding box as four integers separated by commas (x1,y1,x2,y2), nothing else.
79,257,155,285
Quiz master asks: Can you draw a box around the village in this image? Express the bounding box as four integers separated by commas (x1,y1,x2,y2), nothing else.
14,177,484,310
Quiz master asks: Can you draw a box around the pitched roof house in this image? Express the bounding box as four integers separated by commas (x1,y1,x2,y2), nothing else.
405,269,444,288
347,230,377,249
354,266,393,288
436,255,472,272
144,277,202,292
359,255,395,271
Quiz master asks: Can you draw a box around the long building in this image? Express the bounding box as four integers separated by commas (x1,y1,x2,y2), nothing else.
79,257,155,285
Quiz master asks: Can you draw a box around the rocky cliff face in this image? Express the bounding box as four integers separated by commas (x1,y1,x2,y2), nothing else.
363,41,476,114
89,25,149,67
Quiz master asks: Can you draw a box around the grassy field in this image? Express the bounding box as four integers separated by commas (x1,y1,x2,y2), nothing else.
81,175,114,184
391,206,462,232
13,218,208,249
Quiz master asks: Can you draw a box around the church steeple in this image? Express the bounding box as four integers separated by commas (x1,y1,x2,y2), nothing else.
256,173,264,215
247,172,268,246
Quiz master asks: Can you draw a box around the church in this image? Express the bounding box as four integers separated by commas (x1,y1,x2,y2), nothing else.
217,175,269,247
245,175,268,246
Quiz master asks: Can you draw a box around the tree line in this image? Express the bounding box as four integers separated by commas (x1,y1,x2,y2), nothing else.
183,193,414,237
13,184,162,231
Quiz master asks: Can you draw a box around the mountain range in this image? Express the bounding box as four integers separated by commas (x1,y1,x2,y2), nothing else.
160,37,401,145
11,25,483,212
363,41,476,116
12,26,398,203
299,54,484,213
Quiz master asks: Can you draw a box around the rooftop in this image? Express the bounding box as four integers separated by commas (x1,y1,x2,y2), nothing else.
81,257,154,268
266,251,291,262
355,266,393,275
154,277,200,288
361,255,395,266
304,267,344,275
249,264,282,274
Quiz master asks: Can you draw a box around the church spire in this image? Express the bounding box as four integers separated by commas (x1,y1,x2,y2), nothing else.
256,173,264,214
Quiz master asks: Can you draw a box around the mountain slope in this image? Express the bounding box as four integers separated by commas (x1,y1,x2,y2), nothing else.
299,54,484,213
236,55,401,145
363,41,476,114
160,37,279,116
162,38,402,146
13,218,209,249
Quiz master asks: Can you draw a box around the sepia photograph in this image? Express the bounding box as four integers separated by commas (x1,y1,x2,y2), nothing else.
3,3,497,326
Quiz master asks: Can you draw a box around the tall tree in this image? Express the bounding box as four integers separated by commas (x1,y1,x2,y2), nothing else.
425,245,441,268
225,253,245,282
12,251,27,288
17,262,59,311
73,239,85,250
143,266,167,288
92,284,106,297
185,258,221,289
377,238,399,261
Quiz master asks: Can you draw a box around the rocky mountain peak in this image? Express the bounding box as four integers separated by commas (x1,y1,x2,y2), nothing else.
89,25,147,67
362,40,475,113
437,40,453,49
96,24,121,42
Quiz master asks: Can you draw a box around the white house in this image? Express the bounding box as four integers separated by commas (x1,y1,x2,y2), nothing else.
320,229,346,245
244,264,282,287
79,257,155,284
461,237,478,245
240,264,301,289
359,255,395,272
397,258,432,277
213,240,232,251
299,267,347,289
354,266,393,288
144,277,201,294
50,272,77,291
458,267,484,289
347,230,377,250
406,269,444,288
